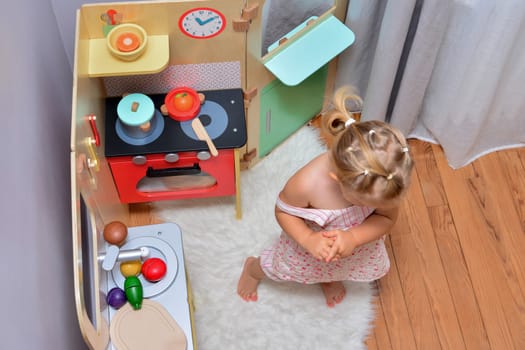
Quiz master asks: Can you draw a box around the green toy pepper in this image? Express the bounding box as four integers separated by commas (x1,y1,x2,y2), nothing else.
124,276,143,310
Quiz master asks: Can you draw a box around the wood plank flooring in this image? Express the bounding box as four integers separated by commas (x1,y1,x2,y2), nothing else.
366,140,525,350
129,139,525,349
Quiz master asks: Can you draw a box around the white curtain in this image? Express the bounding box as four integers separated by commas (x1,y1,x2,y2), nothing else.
336,0,525,168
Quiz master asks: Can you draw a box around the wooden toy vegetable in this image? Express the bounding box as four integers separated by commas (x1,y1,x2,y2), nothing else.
173,92,194,112
107,287,127,309
124,276,143,310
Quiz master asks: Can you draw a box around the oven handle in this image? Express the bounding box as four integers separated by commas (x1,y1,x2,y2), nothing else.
146,164,201,177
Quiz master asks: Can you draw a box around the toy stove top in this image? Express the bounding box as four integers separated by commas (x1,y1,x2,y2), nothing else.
105,88,247,157
105,223,194,350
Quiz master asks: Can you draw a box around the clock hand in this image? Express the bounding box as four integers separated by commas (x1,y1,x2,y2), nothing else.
199,16,219,25
194,17,205,25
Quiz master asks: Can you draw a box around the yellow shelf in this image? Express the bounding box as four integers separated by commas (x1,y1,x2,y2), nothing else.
88,35,169,77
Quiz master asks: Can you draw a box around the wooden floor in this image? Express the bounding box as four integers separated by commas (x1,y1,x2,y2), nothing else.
366,140,525,350
130,140,525,350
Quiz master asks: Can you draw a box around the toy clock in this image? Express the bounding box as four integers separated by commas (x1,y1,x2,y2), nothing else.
178,7,226,39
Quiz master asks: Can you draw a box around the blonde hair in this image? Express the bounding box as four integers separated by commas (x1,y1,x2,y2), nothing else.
321,86,414,203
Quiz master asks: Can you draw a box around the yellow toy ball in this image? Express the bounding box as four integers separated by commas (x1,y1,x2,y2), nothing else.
120,260,142,277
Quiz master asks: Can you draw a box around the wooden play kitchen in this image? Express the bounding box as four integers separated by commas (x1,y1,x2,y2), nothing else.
70,1,352,349
105,88,246,205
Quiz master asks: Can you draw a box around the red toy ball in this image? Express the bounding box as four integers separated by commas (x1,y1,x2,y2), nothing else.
141,257,167,282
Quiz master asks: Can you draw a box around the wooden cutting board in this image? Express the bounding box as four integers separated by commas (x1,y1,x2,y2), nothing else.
110,299,187,350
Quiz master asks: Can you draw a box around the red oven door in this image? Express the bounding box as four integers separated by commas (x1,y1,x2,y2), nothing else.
108,150,235,203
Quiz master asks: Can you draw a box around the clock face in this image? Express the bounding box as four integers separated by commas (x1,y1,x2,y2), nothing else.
179,7,226,39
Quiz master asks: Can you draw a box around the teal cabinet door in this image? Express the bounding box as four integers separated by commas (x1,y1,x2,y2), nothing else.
259,66,328,157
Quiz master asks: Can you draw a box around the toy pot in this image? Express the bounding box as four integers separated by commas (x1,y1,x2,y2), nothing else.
117,93,156,138
163,87,200,121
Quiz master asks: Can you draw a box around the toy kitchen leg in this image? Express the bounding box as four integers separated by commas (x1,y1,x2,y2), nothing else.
103,223,197,350
234,148,242,220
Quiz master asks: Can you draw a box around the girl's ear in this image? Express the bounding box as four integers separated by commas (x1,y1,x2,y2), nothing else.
328,172,339,181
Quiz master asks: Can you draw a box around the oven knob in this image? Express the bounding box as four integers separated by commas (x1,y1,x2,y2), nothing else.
132,155,147,165
197,151,211,160
164,153,179,163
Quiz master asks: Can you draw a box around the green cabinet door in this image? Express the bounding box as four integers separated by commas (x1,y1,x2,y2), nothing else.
259,65,328,157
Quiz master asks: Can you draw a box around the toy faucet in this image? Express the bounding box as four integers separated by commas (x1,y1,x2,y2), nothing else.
98,245,150,271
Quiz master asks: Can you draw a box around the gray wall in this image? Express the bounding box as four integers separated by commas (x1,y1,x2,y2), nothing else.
1,0,86,348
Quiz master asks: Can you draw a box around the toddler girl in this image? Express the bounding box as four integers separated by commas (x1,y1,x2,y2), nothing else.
237,87,414,307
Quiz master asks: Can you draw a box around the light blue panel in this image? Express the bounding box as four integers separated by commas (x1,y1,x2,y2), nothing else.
264,15,355,86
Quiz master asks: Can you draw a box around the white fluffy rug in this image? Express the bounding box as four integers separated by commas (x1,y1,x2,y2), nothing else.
152,126,375,350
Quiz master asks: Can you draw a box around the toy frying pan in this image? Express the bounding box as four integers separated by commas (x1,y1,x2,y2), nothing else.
110,299,187,350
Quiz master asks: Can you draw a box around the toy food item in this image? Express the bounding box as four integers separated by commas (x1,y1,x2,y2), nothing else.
124,276,143,310
107,287,127,309
116,32,140,52
173,92,194,112
141,257,167,282
120,260,142,277
103,221,128,246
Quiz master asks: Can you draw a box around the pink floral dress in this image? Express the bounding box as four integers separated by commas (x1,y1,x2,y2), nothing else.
260,197,390,283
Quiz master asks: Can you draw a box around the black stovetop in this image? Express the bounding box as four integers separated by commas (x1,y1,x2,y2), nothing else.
104,88,247,157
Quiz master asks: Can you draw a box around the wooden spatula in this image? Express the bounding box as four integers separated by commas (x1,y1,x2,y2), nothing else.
191,117,218,157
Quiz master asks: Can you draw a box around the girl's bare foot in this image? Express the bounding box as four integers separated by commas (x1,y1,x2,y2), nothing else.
320,281,346,307
237,257,264,302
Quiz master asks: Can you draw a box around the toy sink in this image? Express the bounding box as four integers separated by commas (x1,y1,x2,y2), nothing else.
71,191,196,349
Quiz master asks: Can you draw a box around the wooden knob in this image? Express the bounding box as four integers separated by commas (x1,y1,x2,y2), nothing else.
160,104,169,116
131,102,139,112
139,121,151,132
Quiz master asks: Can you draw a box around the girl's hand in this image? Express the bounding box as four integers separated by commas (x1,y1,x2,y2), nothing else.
301,232,337,261
322,229,358,262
